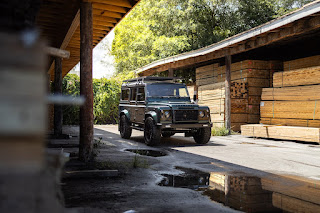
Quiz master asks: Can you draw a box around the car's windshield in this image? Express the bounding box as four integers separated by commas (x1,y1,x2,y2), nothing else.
146,83,190,98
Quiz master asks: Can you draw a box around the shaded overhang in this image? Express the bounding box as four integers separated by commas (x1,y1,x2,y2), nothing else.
35,0,140,80
136,0,320,76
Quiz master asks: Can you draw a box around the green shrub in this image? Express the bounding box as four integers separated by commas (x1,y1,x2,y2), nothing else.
211,126,230,136
61,72,135,125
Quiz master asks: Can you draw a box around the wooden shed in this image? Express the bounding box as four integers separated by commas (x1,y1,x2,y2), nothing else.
136,0,320,142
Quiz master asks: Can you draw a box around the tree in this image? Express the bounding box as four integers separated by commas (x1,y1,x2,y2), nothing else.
112,0,314,75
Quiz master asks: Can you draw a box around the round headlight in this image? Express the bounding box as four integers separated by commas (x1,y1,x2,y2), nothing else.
199,111,205,118
164,111,171,119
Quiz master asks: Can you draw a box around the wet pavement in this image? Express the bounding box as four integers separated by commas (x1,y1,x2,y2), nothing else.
54,125,320,213
158,166,320,213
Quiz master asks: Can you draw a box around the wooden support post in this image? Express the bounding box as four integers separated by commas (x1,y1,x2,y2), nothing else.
225,54,232,134
79,1,93,162
168,68,174,77
54,57,63,136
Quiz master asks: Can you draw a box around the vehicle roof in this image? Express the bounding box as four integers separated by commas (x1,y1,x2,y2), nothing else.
121,76,184,87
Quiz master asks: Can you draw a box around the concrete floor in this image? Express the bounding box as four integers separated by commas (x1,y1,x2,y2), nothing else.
56,125,320,213
94,125,320,180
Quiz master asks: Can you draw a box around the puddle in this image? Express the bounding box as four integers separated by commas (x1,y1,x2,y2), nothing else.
159,167,209,190
158,167,320,213
125,149,167,157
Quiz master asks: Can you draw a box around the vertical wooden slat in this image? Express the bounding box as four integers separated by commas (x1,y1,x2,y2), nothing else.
79,1,93,162
225,54,232,133
53,57,62,136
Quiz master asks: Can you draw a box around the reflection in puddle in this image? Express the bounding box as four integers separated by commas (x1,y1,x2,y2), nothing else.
125,149,167,157
159,167,320,213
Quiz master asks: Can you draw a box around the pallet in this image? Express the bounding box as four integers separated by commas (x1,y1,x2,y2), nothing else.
241,124,320,143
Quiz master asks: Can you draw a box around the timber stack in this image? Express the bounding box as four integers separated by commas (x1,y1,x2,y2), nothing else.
196,60,282,131
242,55,320,144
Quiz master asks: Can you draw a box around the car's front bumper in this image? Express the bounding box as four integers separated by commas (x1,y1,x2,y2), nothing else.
157,123,212,129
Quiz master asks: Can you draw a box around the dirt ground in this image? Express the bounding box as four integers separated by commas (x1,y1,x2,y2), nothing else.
48,125,320,213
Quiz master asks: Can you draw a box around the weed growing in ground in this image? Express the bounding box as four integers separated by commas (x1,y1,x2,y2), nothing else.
211,126,237,136
92,137,102,159
132,152,149,169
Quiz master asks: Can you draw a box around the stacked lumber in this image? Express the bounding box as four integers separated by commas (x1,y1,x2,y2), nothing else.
241,124,320,143
196,60,282,131
196,64,219,86
262,175,320,212
283,55,320,71
198,82,225,128
259,55,320,128
208,173,277,212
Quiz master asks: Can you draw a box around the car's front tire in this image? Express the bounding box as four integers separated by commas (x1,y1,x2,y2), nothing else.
120,115,132,139
144,117,161,146
193,127,211,144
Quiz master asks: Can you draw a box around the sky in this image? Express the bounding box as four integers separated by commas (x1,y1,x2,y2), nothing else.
73,29,116,79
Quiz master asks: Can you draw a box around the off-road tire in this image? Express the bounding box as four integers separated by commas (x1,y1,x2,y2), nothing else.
119,115,132,139
162,131,175,138
193,127,211,144
144,117,161,146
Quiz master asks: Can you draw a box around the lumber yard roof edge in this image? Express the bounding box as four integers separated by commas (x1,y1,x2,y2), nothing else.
136,0,320,75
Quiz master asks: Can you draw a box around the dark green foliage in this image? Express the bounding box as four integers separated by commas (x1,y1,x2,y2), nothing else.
112,0,314,75
62,72,135,125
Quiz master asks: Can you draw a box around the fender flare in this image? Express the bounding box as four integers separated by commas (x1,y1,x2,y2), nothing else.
145,111,158,123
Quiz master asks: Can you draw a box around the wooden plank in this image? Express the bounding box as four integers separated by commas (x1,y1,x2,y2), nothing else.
284,55,320,71
260,117,320,128
47,10,80,75
92,9,123,18
272,192,320,213
262,176,320,205
45,47,70,59
88,0,133,8
262,85,320,101
92,3,127,13
260,101,320,120
273,66,320,87
241,124,320,143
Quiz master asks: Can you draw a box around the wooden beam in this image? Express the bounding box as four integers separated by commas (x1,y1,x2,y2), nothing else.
225,54,231,134
92,3,127,13
47,10,80,74
79,1,93,162
93,20,115,27
93,15,118,23
45,47,70,59
87,0,133,8
93,9,123,18
93,24,111,31
54,57,63,136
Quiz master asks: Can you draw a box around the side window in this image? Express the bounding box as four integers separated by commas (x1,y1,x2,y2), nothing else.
121,88,129,101
137,87,145,102
130,88,137,101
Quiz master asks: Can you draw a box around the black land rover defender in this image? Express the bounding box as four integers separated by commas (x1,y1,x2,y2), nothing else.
118,77,212,145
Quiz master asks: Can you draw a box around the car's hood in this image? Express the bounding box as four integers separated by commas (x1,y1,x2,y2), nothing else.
148,101,199,109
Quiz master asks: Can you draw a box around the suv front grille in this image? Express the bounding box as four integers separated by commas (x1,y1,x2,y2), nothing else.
174,110,198,122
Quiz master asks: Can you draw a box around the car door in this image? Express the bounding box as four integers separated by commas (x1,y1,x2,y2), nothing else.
129,87,137,122
135,87,146,124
